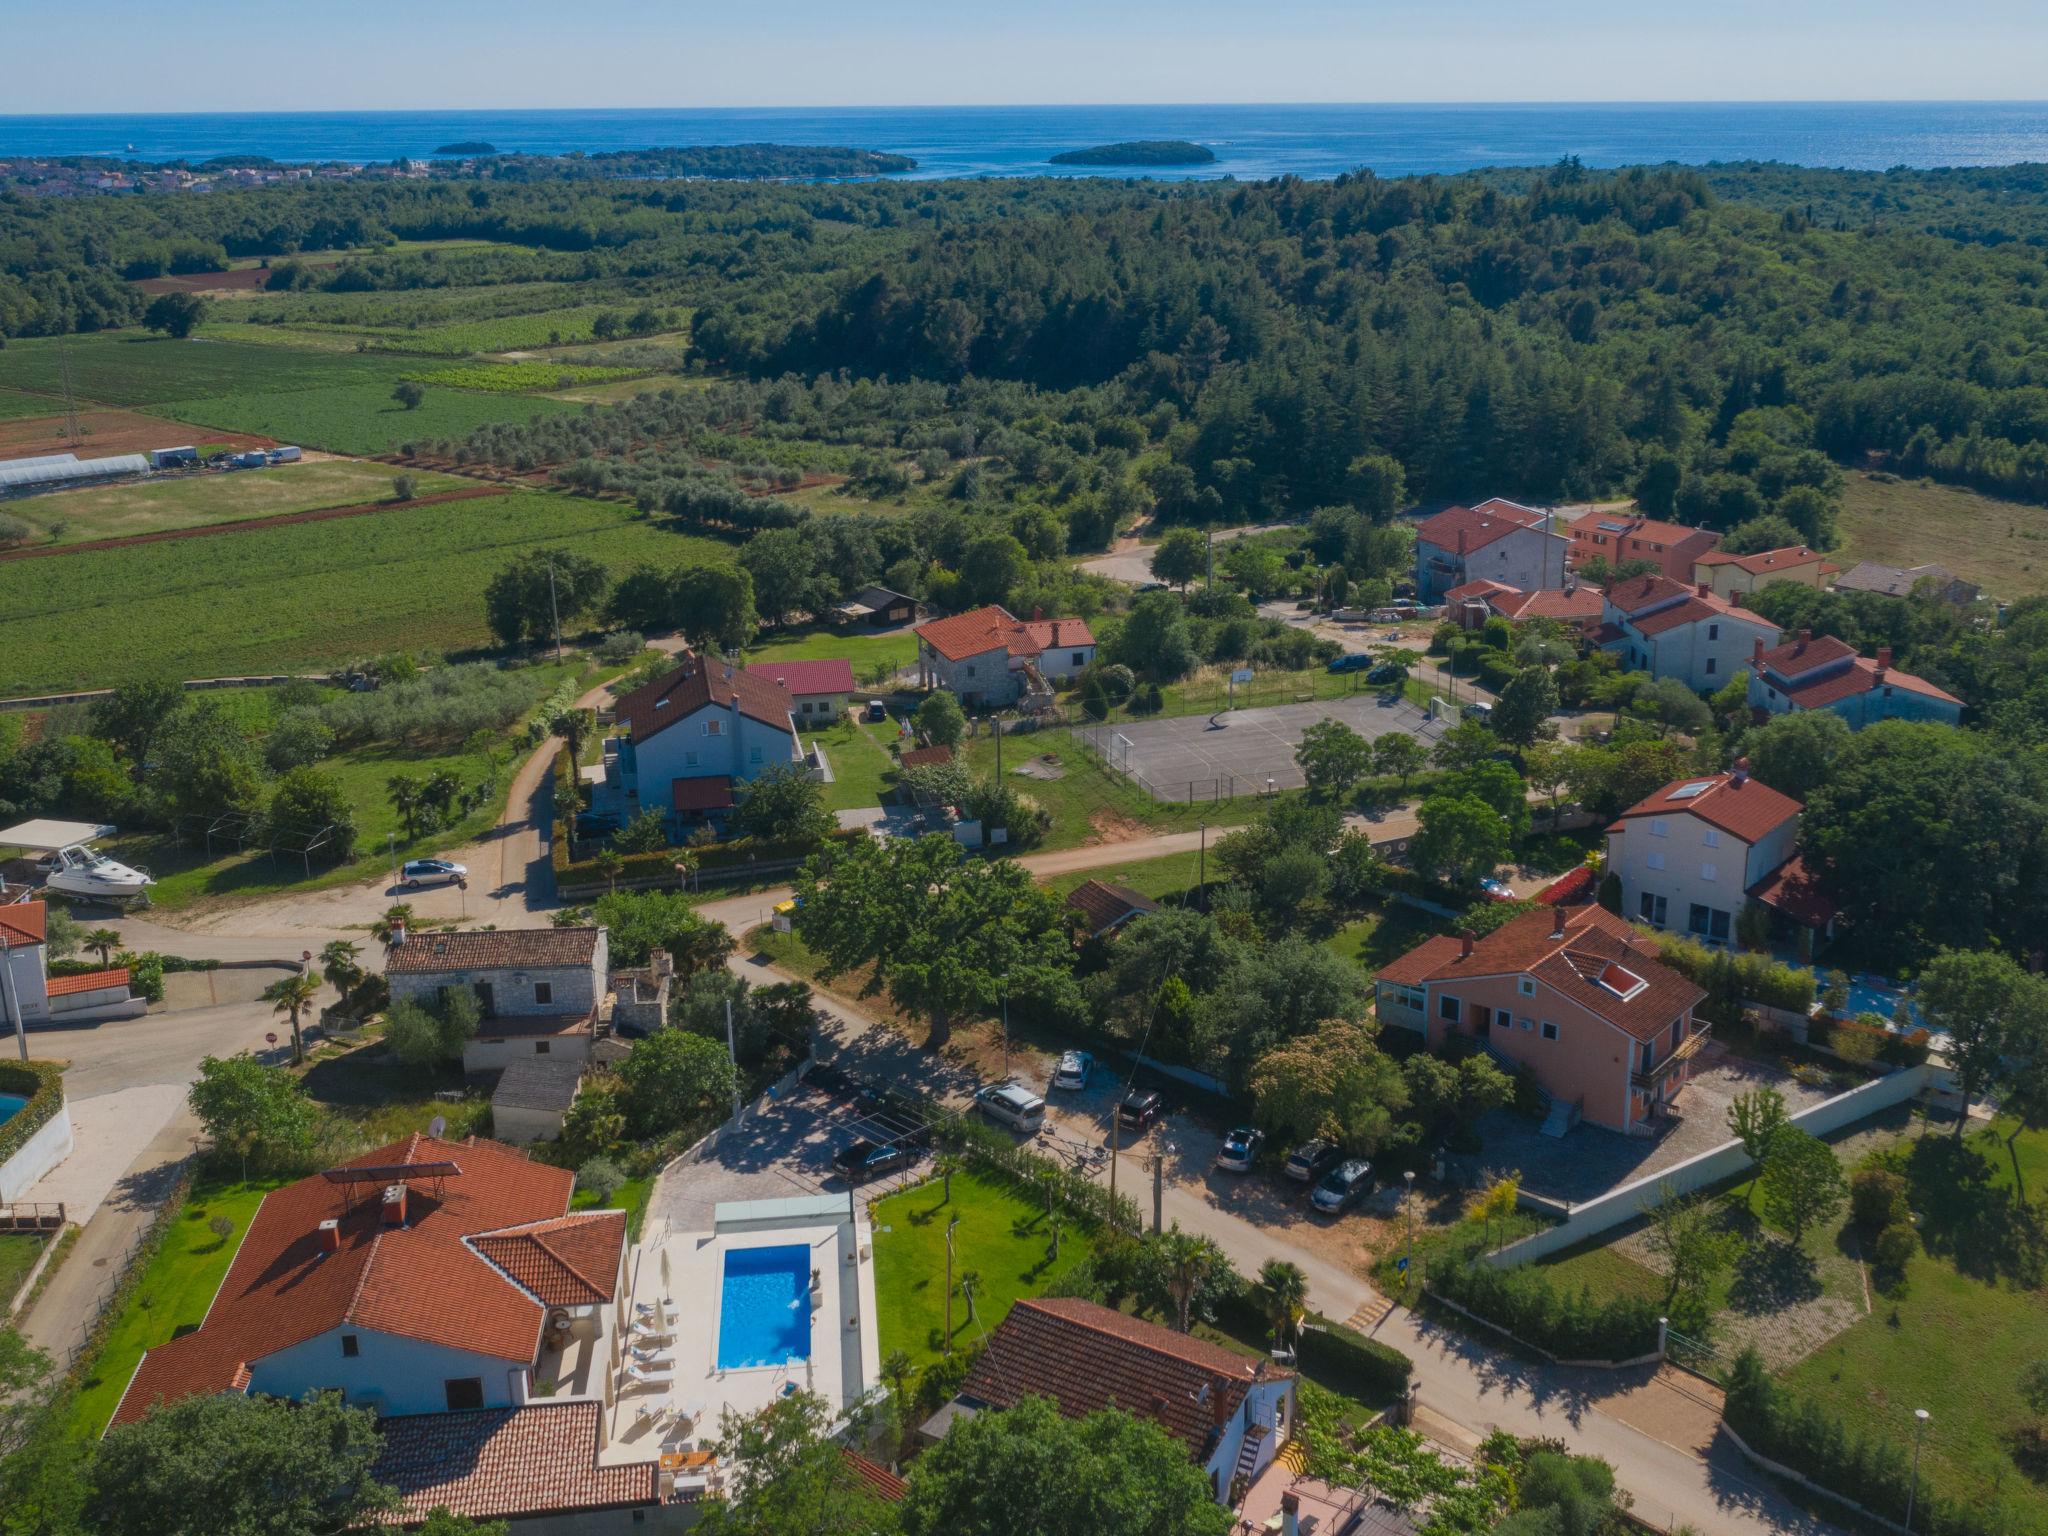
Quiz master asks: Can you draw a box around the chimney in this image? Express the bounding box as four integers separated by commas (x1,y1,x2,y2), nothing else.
1551,904,1567,939
317,1218,341,1256
1282,1491,1302,1536
1458,929,1475,960
1875,645,1892,679
1456,529,1468,556
649,947,673,981
1209,1381,1230,1430
1733,755,1750,786
381,1183,407,1227
388,918,407,948
1697,580,1710,598
1796,628,1811,654
1752,635,1765,665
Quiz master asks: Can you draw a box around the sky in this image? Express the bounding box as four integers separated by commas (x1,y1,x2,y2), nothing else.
8,0,2048,114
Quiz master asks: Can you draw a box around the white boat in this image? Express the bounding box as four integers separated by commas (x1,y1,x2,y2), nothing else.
37,843,154,902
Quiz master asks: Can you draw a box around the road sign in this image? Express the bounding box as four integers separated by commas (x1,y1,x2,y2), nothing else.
1396,1256,1409,1273
264,1032,277,1046
1231,668,1254,684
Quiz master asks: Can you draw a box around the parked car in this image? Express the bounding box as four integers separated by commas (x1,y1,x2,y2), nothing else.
574,810,620,839
1051,1050,1093,1091
1463,700,1495,723
1478,876,1517,902
1118,1088,1164,1132
866,699,889,722
832,1139,915,1181
1215,1126,1264,1173
973,1082,1046,1133
1327,653,1375,674
1310,1159,1375,1215
1284,1138,1342,1184
1134,581,1166,594
1365,662,1403,684
400,858,467,889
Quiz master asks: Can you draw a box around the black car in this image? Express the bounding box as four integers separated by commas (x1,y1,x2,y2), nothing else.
831,1139,914,1181
1284,1139,1342,1183
1326,653,1375,674
1365,662,1403,684
574,810,620,839
1118,1089,1165,1132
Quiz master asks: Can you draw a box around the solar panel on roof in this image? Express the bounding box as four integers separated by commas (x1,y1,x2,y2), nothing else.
1667,780,1716,800
1596,520,1631,533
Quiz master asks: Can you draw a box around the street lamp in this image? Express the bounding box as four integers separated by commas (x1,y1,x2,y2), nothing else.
1403,1169,1418,1280
1906,1408,1930,1533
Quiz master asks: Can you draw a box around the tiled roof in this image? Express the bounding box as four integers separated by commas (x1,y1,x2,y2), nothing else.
1603,575,1772,634
468,1210,624,1306
743,658,855,697
45,966,129,997
1567,512,1719,550
1373,907,1702,1042
1495,586,1604,624
489,1056,586,1113
1747,853,1839,930
112,1136,575,1428
388,928,599,975
672,774,736,812
958,1297,1288,1459
1833,560,1963,597
1756,633,1858,679
1471,496,1549,520
614,659,794,740
1773,654,1962,710
1023,618,1096,650
1064,878,1159,935
899,744,953,769
0,899,46,949
1443,578,1519,604
1694,544,1823,576
1415,504,1551,554
840,1449,908,1503
1610,772,1801,845
374,1402,656,1524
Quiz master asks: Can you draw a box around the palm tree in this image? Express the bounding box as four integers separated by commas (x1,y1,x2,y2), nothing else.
596,848,624,894
262,971,322,1066
935,1152,963,1204
1160,1228,1212,1334
85,927,122,966
370,903,415,944
1258,1259,1309,1352
319,939,364,994
1032,1165,1063,1222
386,774,424,841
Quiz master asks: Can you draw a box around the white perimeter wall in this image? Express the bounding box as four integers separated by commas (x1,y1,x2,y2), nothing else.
0,1097,73,1203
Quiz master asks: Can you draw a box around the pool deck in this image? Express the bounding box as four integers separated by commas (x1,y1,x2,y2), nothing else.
603,1194,880,1466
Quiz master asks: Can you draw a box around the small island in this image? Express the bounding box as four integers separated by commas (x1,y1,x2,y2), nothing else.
434,141,498,156
1050,140,1215,167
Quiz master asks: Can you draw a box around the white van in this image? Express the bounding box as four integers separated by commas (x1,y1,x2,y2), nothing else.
973,1082,1046,1133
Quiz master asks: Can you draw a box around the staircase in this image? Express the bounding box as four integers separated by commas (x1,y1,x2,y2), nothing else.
1480,1036,1577,1138
1232,1422,1271,1485
1539,1097,1579,1139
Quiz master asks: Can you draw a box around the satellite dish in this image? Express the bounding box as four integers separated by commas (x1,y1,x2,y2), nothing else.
428,1115,448,1139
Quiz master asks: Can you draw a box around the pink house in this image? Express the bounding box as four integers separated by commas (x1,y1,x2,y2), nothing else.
1374,906,1708,1137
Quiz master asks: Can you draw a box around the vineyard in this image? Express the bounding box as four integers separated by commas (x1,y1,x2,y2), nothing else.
401,361,646,393
151,380,585,456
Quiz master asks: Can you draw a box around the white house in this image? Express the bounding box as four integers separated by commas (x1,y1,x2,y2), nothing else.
924,1297,1297,1507
1746,631,1964,729
604,656,800,827
1595,575,1780,692
1604,769,1801,945
1412,502,1566,604
913,605,1095,708
0,900,140,1033
384,926,607,1074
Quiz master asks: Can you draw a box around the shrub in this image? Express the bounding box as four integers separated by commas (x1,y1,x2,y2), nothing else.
598,630,645,664
0,513,35,547
118,951,166,1004
1295,1318,1413,1400
318,662,548,749
1849,1167,1909,1231
0,1059,65,1168
576,1156,627,1202
1646,930,1815,1019
1873,1221,1918,1274
1430,1254,1661,1361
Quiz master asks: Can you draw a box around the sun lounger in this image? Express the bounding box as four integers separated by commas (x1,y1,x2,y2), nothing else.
619,1361,674,1392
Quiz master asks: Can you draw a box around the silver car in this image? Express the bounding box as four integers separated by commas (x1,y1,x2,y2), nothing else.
1051,1050,1093,1091
400,857,468,889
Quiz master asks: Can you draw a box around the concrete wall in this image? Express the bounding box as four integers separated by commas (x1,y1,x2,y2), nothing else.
2,943,48,1024
463,1034,593,1074
254,1323,526,1416
1607,611,1779,692
1417,527,1567,603
1486,1063,1936,1267
1035,643,1096,684
494,1102,569,1146
0,1096,72,1203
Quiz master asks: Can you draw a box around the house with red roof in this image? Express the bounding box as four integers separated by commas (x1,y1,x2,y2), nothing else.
1746,631,1963,729
1567,511,1721,583
913,605,1095,707
603,655,800,828
742,656,855,726
0,898,138,1034
1692,544,1835,601
1412,501,1566,604
922,1297,1297,1506
1603,768,1820,946
386,926,609,1075
1596,575,1780,692
1374,905,1708,1136
1443,577,1604,635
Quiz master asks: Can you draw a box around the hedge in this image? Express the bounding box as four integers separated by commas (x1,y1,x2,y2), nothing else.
1429,1253,1661,1361
1725,1351,1992,1536
0,1059,66,1169
1297,1316,1414,1400
1644,930,1815,1019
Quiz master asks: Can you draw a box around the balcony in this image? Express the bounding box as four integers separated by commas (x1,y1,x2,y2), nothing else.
1631,1024,1712,1090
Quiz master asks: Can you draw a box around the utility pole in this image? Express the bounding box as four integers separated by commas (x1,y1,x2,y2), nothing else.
1906,1408,1930,1533
1197,823,1207,908
725,998,743,1122
944,1215,959,1355
1,947,26,1061
547,558,563,662
1204,528,1214,589
1000,986,1010,1081
1152,1154,1163,1234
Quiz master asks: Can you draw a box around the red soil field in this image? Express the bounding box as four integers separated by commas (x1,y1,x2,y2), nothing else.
0,410,275,463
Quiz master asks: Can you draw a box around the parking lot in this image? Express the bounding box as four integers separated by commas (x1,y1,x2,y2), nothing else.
1078,692,1443,798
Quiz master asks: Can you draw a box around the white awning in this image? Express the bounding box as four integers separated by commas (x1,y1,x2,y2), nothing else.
0,819,118,852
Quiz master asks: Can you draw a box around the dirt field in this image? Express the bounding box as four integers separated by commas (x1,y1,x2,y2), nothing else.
133,268,276,295
0,410,273,463
1837,469,2048,598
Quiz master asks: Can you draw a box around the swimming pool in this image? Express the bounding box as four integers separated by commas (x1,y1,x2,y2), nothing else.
0,1093,25,1127
716,1244,812,1370
1773,957,1925,1029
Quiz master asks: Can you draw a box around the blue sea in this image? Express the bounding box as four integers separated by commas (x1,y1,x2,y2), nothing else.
3,103,2048,180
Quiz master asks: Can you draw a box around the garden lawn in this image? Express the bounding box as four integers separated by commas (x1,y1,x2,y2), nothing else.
68,1178,283,1438
1781,1121,2048,1526
743,627,917,680
153,379,585,456
957,729,1263,851
0,490,733,694
573,1176,653,1242
805,715,898,812
1040,849,1203,904
4,459,472,546
1327,904,1456,973
870,1168,1095,1372
296,1037,490,1144
0,1231,45,1304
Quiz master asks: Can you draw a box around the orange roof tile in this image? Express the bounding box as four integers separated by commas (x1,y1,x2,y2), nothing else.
1064,879,1159,935
44,966,129,997
1495,586,1604,624
0,900,46,949
469,1211,624,1307
375,1402,656,1524
1694,545,1824,576
388,928,600,975
1609,772,1801,845
840,1449,908,1503
915,604,1045,663
743,658,855,697
615,658,794,740
1022,617,1095,650
1416,504,1551,554
112,1136,578,1428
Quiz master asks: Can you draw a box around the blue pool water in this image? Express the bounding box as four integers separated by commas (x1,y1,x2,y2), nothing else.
0,1094,26,1127
1774,958,1925,1030
716,1244,812,1371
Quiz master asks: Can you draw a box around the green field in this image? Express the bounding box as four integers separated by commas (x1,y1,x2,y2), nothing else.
0,386,67,420
5,459,472,545
0,334,396,406
1040,849,1204,902
153,380,585,457
742,626,916,679
0,1231,44,1304
401,361,645,394
871,1168,1095,1371
69,1178,282,1438
1838,470,2048,599
0,490,731,694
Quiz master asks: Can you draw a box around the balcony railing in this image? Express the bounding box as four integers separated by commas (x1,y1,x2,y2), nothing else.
1631,1024,1713,1090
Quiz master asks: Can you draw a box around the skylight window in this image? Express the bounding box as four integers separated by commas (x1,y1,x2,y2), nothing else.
1597,963,1649,1001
